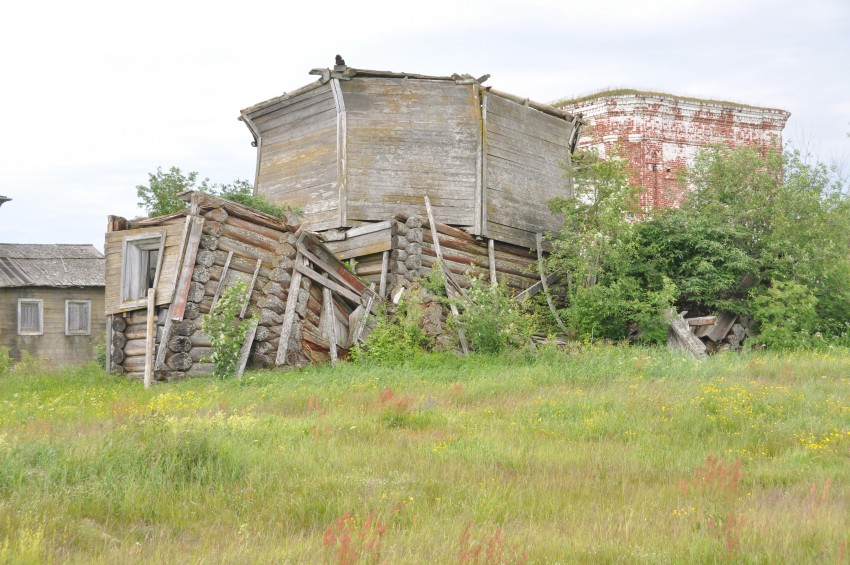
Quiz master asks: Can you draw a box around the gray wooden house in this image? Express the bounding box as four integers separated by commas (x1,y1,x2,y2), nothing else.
0,243,105,364
239,60,583,250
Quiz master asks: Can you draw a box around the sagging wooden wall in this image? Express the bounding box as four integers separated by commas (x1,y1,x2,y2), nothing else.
482,91,575,248
243,82,340,231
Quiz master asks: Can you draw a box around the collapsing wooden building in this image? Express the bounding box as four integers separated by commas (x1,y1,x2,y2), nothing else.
104,192,381,382
238,60,583,296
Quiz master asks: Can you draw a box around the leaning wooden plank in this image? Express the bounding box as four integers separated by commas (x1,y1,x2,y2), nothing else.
345,220,393,239
296,242,367,300
240,259,263,318
170,216,206,320
535,233,569,334
211,251,234,310
704,312,738,342
425,196,469,355
663,309,707,360
144,289,157,388
352,283,377,344
514,272,561,303
154,310,174,370
235,318,259,379
275,253,304,366
294,262,362,304
322,288,338,364
298,233,370,295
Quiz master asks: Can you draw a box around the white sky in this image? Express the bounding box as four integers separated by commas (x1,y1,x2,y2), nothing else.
1,0,848,250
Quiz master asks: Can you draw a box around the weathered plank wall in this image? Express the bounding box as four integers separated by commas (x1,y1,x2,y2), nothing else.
104,220,186,314
0,287,105,364
247,83,340,231
482,92,575,249
342,78,481,227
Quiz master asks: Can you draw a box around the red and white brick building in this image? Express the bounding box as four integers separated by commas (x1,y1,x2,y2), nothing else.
557,91,790,209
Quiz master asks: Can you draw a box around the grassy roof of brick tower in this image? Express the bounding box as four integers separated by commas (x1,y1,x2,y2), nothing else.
553,89,788,113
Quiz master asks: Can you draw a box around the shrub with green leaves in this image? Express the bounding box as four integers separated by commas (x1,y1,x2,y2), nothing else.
352,287,433,364
201,280,254,378
454,276,538,353
751,280,820,350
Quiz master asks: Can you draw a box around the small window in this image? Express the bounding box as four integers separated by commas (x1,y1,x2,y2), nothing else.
66,300,91,336
120,234,164,305
18,299,43,335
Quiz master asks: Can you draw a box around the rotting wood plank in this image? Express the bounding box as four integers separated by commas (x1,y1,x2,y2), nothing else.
236,318,259,379
296,242,370,300
425,196,468,355
488,239,497,286
703,312,738,342
514,272,561,303
379,251,389,297
536,233,568,335
297,233,369,295
352,283,376,345
241,259,262,318
171,216,205,320
294,262,361,304
275,252,304,366
664,309,708,360
211,251,234,310
322,288,338,364
686,316,718,327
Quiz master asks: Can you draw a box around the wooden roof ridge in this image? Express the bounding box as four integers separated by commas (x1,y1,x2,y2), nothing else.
239,62,581,124
178,191,299,232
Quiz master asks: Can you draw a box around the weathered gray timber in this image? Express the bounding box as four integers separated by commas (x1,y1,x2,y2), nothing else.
240,61,583,249
105,192,379,382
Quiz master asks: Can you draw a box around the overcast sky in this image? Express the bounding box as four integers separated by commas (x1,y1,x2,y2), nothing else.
1,0,848,250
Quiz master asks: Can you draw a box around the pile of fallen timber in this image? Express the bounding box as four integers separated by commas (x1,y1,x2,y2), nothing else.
665,309,755,359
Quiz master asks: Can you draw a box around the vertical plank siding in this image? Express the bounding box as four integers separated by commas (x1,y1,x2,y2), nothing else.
246,83,340,231
482,92,575,249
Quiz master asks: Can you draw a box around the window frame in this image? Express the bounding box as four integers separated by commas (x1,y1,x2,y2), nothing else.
65,299,92,336
119,232,166,309
17,298,44,336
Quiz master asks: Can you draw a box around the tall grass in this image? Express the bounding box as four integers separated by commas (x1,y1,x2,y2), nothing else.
1,346,849,562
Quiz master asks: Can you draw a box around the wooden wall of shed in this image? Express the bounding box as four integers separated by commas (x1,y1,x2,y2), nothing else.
341,78,481,228
104,220,187,314
482,92,574,249
251,83,339,231
0,287,105,365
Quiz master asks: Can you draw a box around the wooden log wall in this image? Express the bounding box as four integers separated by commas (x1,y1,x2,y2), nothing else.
110,195,373,381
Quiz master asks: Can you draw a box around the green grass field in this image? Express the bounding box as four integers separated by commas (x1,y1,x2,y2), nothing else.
1,347,849,563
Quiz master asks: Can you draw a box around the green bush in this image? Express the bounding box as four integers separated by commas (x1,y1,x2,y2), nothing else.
352,287,432,364
751,280,819,350
454,276,539,354
201,281,254,378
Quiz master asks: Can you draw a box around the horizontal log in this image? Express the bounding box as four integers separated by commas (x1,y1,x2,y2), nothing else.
421,241,535,280
204,207,228,223
112,316,127,332
112,332,127,350
221,222,279,253
123,339,148,357
686,316,718,327
225,215,288,244
217,236,275,264
394,212,475,243
190,333,212,347
190,347,211,363
213,251,271,278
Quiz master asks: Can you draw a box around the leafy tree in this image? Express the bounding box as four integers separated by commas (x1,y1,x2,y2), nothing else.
547,144,850,347
136,167,291,220
136,166,210,217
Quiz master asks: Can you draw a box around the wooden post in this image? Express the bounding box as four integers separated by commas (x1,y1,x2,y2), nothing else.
488,239,497,287
105,314,113,374
143,289,156,388
379,250,389,297
276,253,304,366
536,233,568,335
323,288,338,364
425,196,468,355
352,283,377,344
